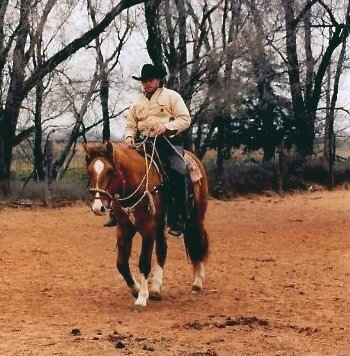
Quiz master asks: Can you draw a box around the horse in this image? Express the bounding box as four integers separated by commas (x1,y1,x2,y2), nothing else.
83,140,209,308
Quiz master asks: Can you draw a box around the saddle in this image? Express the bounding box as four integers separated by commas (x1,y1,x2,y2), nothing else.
136,143,202,181
136,144,202,212
184,152,202,184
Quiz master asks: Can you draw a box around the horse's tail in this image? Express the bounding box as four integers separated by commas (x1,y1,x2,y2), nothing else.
183,211,209,263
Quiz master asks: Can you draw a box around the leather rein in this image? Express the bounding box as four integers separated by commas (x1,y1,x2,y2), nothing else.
88,140,161,218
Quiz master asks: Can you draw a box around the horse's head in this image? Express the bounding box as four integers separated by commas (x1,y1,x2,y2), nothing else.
83,142,124,216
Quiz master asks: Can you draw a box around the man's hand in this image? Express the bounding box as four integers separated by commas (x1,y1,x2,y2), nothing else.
124,136,135,149
151,124,167,136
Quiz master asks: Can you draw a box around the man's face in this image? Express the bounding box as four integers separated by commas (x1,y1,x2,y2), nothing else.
142,78,160,94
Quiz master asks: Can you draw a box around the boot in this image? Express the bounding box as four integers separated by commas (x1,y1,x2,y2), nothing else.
103,213,117,227
168,222,183,236
167,174,188,236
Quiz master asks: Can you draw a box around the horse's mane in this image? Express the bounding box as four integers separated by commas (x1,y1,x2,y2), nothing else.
87,144,111,159
87,143,145,171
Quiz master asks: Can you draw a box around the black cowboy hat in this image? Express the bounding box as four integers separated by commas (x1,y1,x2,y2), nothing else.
132,64,167,81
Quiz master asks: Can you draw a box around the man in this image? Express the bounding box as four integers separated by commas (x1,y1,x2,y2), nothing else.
105,63,191,236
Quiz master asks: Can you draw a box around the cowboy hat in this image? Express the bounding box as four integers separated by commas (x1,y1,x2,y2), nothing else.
132,64,167,81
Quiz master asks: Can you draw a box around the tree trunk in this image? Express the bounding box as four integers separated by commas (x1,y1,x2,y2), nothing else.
87,0,110,142
324,38,331,165
194,121,202,156
0,0,10,101
216,116,225,178
174,0,189,99
0,0,31,196
33,34,45,181
326,5,349,189
101,71,110,142
250,0,277,162
303,3,316,156
0,111,12,196
282,0,310,155
33,80,45,181
144,0,164,69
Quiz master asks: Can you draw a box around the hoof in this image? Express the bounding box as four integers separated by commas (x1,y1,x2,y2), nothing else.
133,304,146,313
149,291,162,301
191,285,202,294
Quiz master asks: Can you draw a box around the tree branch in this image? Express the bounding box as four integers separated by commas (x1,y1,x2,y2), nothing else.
291,0,318,28
22,0,144,97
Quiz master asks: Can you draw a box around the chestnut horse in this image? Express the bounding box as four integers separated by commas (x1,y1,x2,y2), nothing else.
83,141,209,308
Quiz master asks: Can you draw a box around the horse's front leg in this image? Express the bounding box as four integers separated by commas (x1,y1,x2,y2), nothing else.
116,225,139,298
150,221,167,301
134,236,154,308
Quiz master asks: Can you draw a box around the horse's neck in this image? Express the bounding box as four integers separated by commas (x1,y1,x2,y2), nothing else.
115,148,147,187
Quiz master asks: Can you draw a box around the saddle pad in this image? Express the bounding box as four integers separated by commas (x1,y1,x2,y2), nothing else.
184,153,203,183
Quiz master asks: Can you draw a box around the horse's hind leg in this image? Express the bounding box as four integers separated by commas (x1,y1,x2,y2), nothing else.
150,225,167,301
184,219,209,293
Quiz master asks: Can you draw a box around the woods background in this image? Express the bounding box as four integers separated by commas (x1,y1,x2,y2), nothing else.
1,0,350,200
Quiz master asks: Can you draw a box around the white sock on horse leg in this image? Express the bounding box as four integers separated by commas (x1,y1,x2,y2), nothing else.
192,262,205,290
151,264,163,294
129,275,140,296
135,274,149,306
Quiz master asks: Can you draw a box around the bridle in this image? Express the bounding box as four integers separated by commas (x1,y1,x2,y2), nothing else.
89,187,114,209
88,162,126,210
87,138,161,223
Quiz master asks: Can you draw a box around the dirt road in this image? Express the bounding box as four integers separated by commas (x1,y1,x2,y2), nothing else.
0,189,349,355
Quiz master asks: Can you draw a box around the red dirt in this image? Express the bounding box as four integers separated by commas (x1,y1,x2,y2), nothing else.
0,189,349,355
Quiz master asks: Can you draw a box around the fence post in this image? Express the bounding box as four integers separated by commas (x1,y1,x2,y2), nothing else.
277,138,284,194
44,140,53,207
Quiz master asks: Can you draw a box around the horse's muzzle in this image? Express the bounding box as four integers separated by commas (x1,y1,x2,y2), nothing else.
89,188,111,216
90,195,108,215
90,203,107,216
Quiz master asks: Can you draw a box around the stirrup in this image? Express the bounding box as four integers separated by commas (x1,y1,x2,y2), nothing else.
103,216,117,227
168,223,183,237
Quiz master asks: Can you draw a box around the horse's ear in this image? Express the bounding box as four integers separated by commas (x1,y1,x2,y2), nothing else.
82,142,91,163
105,141,115,163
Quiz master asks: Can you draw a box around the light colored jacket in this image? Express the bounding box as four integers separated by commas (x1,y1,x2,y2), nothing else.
124,87,191,139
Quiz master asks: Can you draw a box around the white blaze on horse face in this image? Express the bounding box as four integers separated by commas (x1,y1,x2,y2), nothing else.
135,274,149,307
94,160,105,178
91,160,106,215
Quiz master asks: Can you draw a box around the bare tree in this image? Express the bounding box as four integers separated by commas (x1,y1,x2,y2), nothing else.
282,0,350,156
49,3,134,179
0,0,144,196
87,0,134,142
325,1,350,189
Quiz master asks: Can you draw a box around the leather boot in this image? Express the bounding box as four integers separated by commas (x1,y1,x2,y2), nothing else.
167,174,187,236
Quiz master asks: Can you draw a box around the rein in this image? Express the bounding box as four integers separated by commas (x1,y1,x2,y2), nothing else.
119,136,159,223
89,137,160,224
89,188,113,201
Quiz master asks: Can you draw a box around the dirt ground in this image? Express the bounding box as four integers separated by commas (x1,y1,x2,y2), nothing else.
0,189,349,356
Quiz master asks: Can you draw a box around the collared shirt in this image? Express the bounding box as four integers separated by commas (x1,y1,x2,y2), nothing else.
124,87,191,139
